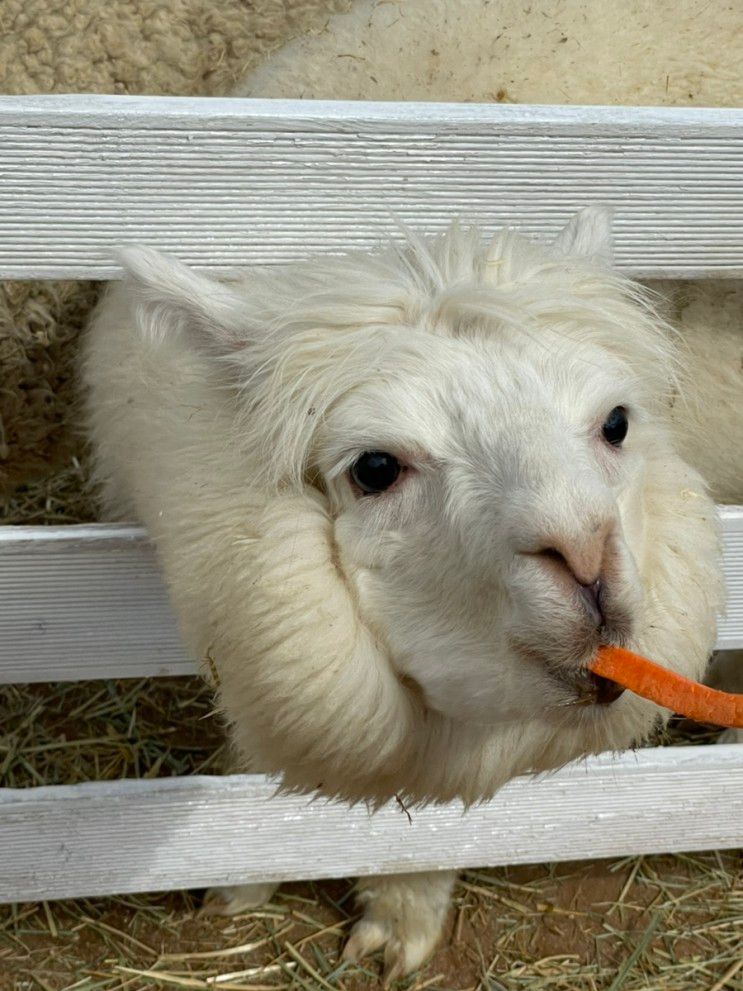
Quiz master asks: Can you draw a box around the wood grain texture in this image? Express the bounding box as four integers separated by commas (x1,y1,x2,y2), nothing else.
0,525,187,681
2,95,743,279
1,745,741,903
721,507,743,652
2,508,743,684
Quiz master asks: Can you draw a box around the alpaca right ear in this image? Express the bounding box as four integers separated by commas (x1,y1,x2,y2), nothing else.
115,245,253,351
552,205,614,264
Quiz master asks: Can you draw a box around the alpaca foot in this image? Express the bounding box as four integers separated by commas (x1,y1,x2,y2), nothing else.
200,881,279,916
342,871,456,982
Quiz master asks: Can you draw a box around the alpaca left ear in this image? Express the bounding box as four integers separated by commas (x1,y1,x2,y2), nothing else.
553,205,614,264
115,245,253,350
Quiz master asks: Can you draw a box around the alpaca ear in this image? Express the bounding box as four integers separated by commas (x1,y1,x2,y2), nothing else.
115,245,251,350
553,205,614,263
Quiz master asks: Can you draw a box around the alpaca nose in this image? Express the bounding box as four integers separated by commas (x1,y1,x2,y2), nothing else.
537,519,611,586
531,523,612,624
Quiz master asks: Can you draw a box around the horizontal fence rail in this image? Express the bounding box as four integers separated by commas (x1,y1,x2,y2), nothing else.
2,745,742,904
1,508,743,684
1,95,742,909
2,96,743,279
0,525,186,682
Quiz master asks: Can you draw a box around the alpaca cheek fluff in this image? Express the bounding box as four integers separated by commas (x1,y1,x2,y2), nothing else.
81,207,723,979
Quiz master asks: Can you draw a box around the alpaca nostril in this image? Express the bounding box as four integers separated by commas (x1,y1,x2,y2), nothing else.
529,546,605,626
535,547,600,589
532,525,610,590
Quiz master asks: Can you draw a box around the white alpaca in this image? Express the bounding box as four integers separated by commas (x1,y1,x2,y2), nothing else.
237,0,743,799
81,207,723,977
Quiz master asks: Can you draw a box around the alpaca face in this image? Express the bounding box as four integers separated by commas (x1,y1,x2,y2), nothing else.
317,323,647,725
113,207,719,796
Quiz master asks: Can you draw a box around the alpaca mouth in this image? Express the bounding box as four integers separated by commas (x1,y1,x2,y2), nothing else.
586,671,626,706
510,617,631,708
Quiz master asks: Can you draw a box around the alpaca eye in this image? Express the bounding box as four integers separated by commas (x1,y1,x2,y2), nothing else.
602,406,628,447
350,452,401,494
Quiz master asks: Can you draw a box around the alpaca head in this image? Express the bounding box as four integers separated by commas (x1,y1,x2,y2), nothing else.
119,207,721,801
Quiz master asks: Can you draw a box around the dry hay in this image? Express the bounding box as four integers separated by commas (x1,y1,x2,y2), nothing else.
0,676,740,991
0,453,96,526
0,557,738,989
0,837,740,990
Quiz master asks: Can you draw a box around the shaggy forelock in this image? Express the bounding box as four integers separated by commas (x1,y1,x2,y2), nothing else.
224,222,678,490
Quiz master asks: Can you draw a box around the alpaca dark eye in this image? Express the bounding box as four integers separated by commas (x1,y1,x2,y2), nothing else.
350,452,401,494
602,406,628,447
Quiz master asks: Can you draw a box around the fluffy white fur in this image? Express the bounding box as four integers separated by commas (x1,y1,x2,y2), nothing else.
81,208,723,975
225,7,743,968
235,0,743,108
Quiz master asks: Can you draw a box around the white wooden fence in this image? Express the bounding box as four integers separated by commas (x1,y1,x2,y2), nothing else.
1,95,742,905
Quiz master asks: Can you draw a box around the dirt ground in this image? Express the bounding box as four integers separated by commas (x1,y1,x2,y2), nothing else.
1,849,740,990
1,679,741,991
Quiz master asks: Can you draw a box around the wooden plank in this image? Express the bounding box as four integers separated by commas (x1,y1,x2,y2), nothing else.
2,508,743,684
721,506,743,652
1,745,741,903
0,525,188,681
2,96,743,279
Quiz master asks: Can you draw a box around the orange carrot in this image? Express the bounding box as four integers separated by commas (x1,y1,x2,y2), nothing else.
590,645,743,729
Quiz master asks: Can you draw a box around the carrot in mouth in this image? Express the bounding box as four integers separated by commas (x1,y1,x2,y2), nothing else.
590,645,743,729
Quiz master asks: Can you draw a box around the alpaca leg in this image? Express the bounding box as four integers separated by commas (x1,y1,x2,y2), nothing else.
343,870,456,981
201,881,279,916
